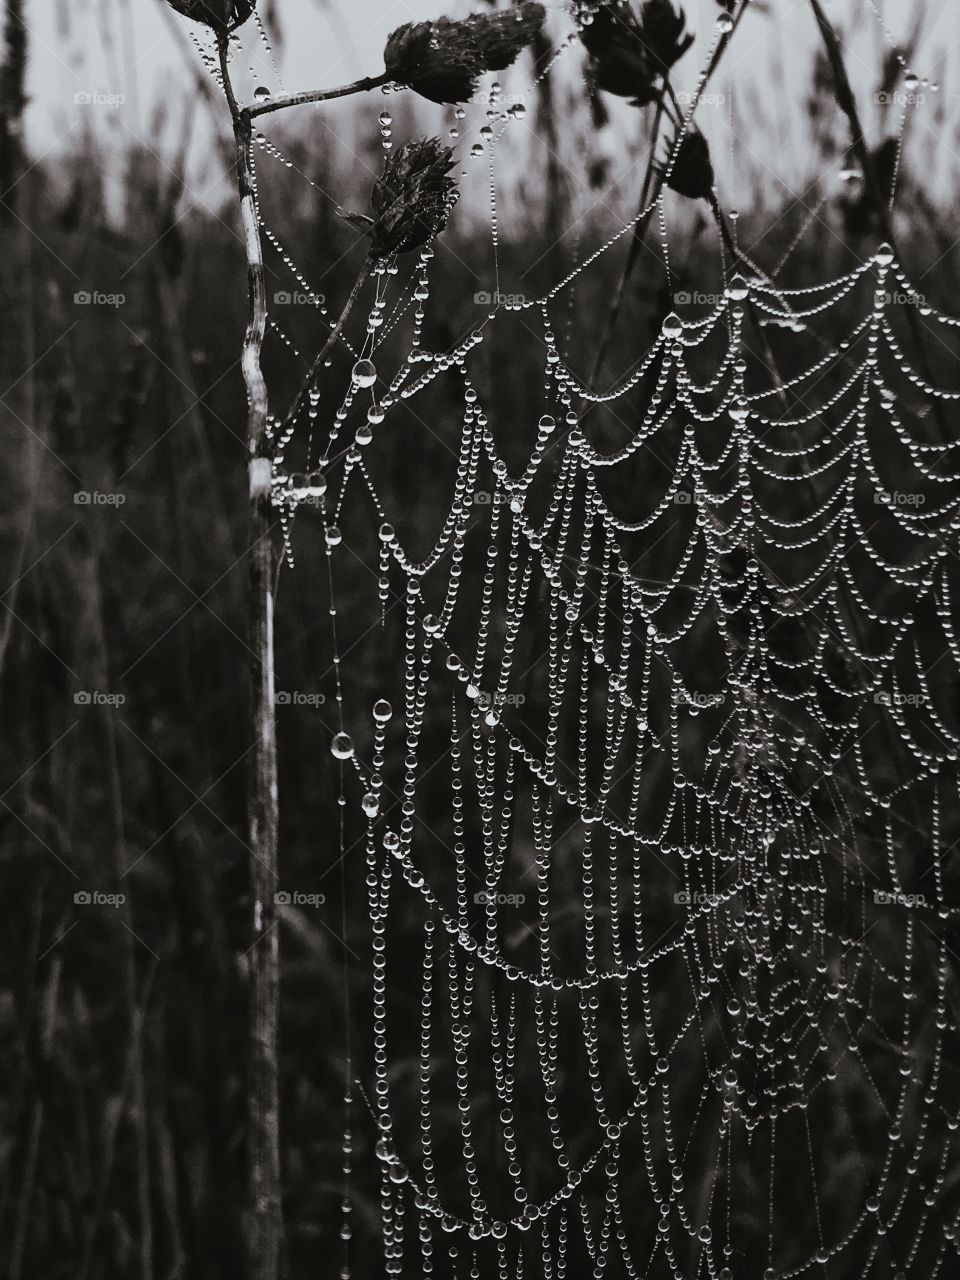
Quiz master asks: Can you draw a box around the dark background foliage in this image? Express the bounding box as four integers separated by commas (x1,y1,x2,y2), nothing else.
2,1,960,1276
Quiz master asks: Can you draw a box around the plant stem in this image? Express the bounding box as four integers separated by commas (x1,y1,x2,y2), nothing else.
246,73,388,120
281,258,373,444
589,0,752,391
588,97,664,392
218,32,282,1280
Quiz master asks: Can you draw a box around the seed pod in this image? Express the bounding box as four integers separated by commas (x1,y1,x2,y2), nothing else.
164,0,254,31
640,0,694,75
657,129,714,200
369,139,459,256
383,3,546,105
338,139,460,258
580,0,693,106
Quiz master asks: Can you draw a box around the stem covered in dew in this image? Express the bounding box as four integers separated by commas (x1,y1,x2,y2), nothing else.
280,258,373,441
246,73,389,120
217,31,281,1280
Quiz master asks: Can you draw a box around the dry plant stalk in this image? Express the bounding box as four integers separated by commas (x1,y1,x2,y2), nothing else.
204,6,501,1274
215,31,281,1280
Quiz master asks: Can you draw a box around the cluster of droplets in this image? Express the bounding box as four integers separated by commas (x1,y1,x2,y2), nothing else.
307,232,960,1274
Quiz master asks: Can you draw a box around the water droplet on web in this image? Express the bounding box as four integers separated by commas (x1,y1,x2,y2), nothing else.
726,274,749,302
875,242,895,267
351,358,376,388
662,312,683,339
361,792,379,817
716,12,734,34
253,85,270,101
331,732,354,760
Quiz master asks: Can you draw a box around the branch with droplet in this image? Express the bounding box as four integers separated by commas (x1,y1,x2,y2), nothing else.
242,3,546,119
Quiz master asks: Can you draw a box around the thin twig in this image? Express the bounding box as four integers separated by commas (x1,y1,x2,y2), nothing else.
246,73,387,120
217,31,282,1280
281,259,373,441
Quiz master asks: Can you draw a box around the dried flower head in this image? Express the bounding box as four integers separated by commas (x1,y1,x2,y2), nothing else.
338,139,459,259
383,3,546,105
640,0,694,74
165,0,253,30
656,128,714,199
580,0,693,105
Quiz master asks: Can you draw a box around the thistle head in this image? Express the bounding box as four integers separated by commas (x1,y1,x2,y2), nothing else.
164,0,254,31
639,0,694,74
383,3,546,105
580,0,693,105
656,128,715,199
362,139,460,258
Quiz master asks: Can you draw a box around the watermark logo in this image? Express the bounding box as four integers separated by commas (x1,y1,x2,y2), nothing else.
672,690,723,709
875,90,925,107
74,889,126,907
874,491,925,507
74,691,126,707
874,890,926,908
873,691,927,707
273,290,325,306
474,290,528,308
878,290,926,307
74,290,125,308
675,90,725,107
275,691,326,707
74,490,126,507
475,891,525,906
673,490,693,505
474,90,527,109
476,691,526,710
673,290,725,306
675,891,723,907
274,890,326,907
74,90,126,109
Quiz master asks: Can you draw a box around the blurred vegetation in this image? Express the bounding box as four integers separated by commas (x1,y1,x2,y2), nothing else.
3,2,960,1277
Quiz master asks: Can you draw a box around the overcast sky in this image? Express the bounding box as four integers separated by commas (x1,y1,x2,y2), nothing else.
23,0,960,218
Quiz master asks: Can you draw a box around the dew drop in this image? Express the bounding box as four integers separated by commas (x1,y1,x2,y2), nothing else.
662,312,683,339
351,358,377,388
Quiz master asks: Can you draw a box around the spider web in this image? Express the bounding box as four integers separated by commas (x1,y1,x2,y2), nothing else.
206,4,960,1276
